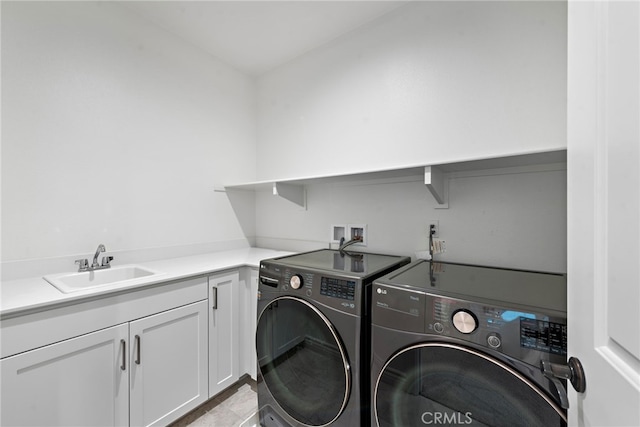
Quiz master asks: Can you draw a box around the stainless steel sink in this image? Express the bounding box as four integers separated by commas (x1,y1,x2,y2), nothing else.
44,265,163,294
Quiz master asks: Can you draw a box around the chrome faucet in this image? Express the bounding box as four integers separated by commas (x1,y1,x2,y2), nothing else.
92,244,106,268
75,244,114,272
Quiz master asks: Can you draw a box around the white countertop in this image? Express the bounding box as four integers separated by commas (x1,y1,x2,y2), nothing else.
1,247,293,318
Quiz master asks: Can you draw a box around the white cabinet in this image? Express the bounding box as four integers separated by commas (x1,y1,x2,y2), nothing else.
130,300,208,427
1,324,129,427
248,268,259,379
1,265,267,425
1,279,209,427
240,268,259,380
208,271,240,397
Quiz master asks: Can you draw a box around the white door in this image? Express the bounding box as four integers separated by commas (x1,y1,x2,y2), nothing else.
209,271,240,397
0,323,129,427
567,1,640,425
129,300,208,427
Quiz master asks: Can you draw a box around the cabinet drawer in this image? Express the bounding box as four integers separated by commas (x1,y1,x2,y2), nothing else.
1,276,207,358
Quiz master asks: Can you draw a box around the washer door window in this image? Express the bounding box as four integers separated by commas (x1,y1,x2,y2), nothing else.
374,343,566,427
257,296,350,426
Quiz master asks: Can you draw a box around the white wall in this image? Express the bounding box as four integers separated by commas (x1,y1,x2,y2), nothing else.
254,1,568,272
1,1,568,278
1,2,256,276
255,165,567,273
256,1,567,181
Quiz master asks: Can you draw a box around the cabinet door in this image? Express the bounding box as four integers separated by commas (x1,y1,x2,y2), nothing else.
0,323,129,427
129,300,208,427
238,268,259,380
246,268,259,380
209,271,240,397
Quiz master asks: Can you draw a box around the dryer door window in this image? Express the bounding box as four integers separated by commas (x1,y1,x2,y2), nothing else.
257,296,350,426
374,343,566,427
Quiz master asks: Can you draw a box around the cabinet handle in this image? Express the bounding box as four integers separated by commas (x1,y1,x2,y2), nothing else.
212,287,218,310
135,335,141,365
120,339,126,371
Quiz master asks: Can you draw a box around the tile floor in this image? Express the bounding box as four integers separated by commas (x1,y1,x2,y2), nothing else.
170,377,259,427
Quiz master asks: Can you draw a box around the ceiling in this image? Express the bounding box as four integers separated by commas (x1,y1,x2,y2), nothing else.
120,1,409,76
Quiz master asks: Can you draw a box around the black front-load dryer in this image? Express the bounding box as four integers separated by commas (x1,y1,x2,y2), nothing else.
257,249,410,427
371,260,568,427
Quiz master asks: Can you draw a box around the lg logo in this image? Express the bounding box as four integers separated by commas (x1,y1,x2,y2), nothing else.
376,288,387,295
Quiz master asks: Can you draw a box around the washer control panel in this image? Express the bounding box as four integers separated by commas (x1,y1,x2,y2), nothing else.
372,283,567,367
427,294,567,365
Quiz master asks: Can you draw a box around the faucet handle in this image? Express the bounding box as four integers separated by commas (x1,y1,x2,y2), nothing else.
101,256,114,267
75,259,89,271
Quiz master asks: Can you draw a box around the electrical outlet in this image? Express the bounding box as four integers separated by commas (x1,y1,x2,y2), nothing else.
428,220,439,238
347,224,367,246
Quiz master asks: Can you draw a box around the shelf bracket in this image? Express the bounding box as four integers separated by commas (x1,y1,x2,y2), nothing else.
273,182,307,209
424,166,448,208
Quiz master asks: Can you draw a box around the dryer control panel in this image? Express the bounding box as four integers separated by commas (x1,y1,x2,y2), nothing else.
320,277,356,301
259,263,364,316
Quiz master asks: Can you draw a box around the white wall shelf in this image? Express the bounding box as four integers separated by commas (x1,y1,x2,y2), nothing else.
424,165,447,206
272,182,307,209
219,150,567,207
